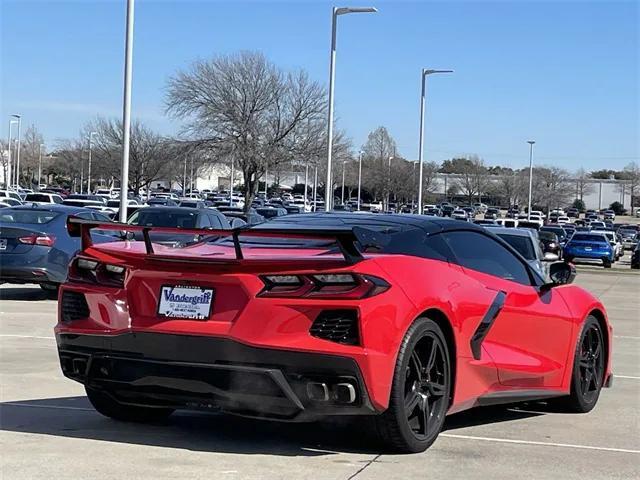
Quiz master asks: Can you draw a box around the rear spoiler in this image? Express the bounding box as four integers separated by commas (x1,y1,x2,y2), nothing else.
67,217,364,264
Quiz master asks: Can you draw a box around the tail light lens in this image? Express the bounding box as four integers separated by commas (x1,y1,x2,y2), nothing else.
68,256,127,288
259,273,389,299
18,234,55,246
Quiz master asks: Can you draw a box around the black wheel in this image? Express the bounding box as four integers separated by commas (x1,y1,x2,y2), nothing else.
86,387,174,423
558,317,605,413
564,256,573,264
603,258,612,268
376,318,451,453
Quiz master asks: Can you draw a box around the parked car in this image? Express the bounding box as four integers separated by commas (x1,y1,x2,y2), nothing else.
424,207,442,216
178,199,206,209
567,208,579,218
484,208,500,220
255,206,288,220
451,209,468,221
538,230,562,259
223,210,265,225
631,243,640,269
23,192,64,205
472,202,488,213
126,207,230,247
540,225,569,246
492,227,552,277
618,228,639,250
0,190,23,203
56,212,611,453
146,197,178,207
603,210,616,221
0,205,118,294
564,232,615,268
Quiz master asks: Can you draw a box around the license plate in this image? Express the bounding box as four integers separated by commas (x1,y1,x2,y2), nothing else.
157,285,214,320
0,239,7,251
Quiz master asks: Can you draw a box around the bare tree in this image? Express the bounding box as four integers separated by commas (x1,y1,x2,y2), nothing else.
453,156,490,205
361,126,398,205
166,51,333,211
620,162,640,209
575,168,595,201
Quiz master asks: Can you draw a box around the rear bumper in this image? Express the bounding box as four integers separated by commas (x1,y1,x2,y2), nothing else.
0,265,65,284
56,332,379,421
564,250,613,261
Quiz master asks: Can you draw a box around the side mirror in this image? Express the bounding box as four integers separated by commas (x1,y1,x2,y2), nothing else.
543,252,559,262
546,261,576,287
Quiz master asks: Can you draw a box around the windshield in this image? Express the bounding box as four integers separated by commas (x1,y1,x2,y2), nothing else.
0,210,61,224
496,234,536,260
129,210,198,228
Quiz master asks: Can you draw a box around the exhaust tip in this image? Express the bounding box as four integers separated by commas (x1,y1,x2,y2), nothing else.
334,383,356,404
306,382,329,402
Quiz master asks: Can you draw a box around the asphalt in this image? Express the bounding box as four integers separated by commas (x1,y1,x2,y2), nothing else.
0,265,638,479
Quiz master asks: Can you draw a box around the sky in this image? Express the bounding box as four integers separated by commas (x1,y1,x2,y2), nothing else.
1,0,638,171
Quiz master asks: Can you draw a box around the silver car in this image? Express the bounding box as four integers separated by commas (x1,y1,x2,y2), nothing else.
491,227,557,278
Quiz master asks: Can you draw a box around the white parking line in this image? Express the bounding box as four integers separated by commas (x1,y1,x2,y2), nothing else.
440,433,640,454
2,402,94,412
0,334,55,340
614,335,640,339
615,375,640,380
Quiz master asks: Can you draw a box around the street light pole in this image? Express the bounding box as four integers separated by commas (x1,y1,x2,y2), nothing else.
357,150,363,211
183,155,187,194
527,140,535,220
38,144,45,188
324,6,377,211
341,160,346,204
118,0,135,222
87,132,97,194
7,119,17,189
11,115,21,188
417,69,452,214
229,154,235,206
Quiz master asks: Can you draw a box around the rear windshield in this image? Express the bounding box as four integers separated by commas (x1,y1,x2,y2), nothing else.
0,210,60,224
24,194,52,202
538,231,557,241
129,210,197,228
496,234,536,260
571,234,608,243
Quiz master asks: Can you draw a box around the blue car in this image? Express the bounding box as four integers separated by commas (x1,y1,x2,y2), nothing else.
0,205,119,294
563,232,614,268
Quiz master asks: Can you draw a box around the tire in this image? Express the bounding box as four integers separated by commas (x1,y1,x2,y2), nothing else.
375,317,451,453
85,387,174,423
564,256,573,264
602,258,612,268
556,316,605,413
39,283,59,299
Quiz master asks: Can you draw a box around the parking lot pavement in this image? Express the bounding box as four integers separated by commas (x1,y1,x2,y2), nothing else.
1,270,638,480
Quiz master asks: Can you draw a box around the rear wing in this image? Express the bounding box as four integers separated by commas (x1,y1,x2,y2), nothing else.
67,217,364,264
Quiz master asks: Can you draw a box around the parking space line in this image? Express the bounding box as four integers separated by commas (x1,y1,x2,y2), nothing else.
2,402,94,412
614,335,640,339
615,375,640,380
439,433,640,454
0,334,55,340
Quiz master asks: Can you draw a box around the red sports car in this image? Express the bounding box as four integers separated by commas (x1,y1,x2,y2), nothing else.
55,214,612,453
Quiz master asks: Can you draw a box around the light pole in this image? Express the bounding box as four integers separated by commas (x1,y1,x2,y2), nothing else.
341,160,346,204
7,119,18,189
87,131,97,194
118,0,135,222
229,154,235,206
417,69,452,214
38,144,45,188
11,115,21,188
387,156,393,210
190,156,195,193
324,6,377,211
357,150,363,211
526,140,535,220
313,164,318,212
183,155,187,194
264,161,268,196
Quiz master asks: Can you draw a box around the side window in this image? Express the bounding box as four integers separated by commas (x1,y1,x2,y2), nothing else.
198,214,211,228
208,214,223,229
74,211,93,220
442,231,532,285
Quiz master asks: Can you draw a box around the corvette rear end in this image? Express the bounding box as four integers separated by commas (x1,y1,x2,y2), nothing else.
55,219,398,421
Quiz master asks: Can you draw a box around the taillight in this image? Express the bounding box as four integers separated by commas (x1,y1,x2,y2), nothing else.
68,256,126,288
18,234,55,246
259,273,389,299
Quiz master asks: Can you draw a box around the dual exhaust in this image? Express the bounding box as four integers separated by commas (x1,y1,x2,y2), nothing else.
306,381,357,404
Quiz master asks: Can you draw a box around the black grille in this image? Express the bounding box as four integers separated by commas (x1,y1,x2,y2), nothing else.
309,310,359,345
61,291,89,323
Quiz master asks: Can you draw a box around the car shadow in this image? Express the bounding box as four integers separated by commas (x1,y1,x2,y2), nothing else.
0,285,53,301
0,396,545,456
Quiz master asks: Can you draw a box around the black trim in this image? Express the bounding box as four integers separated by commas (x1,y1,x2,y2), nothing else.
470,290,507,360
56,332,377,421
477,389,563,406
